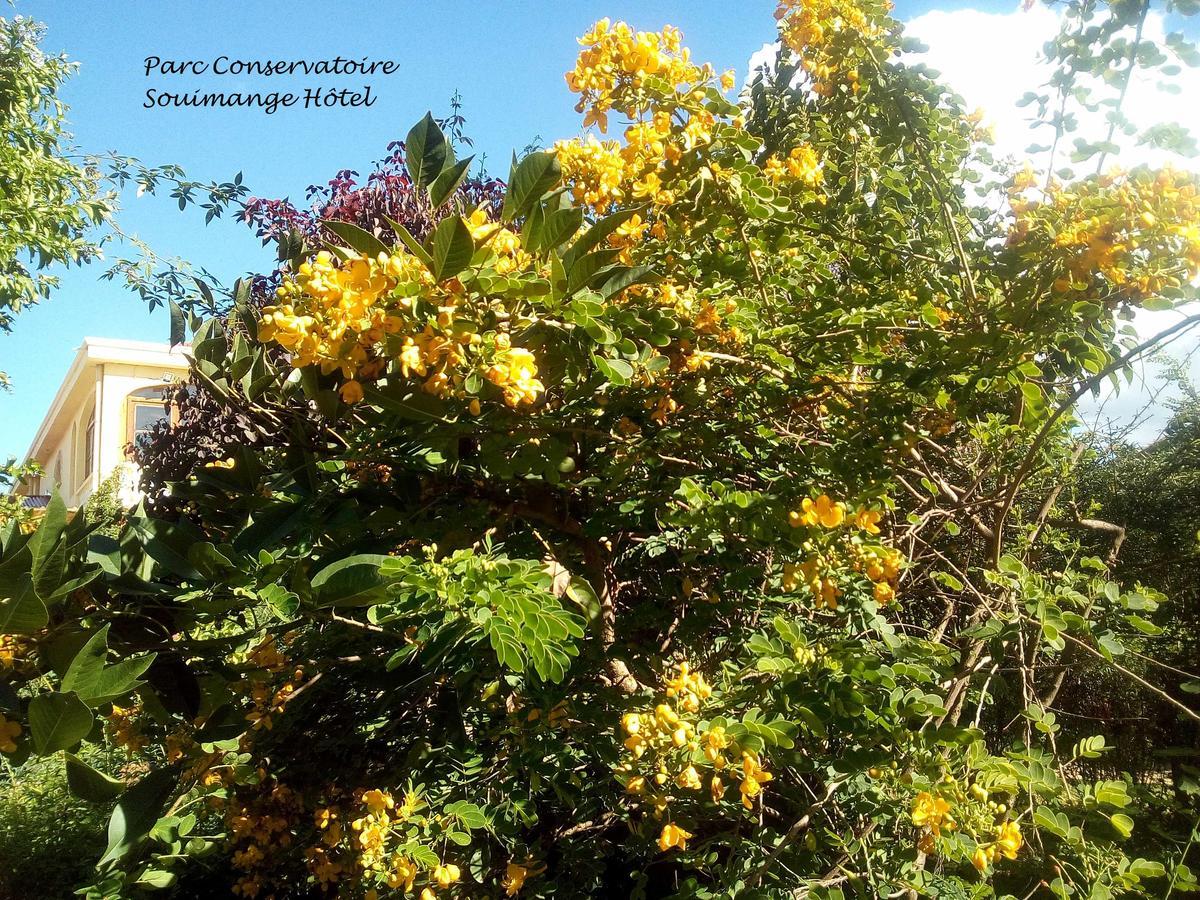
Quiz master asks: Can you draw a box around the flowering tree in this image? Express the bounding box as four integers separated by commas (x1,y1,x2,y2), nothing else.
3,3,1200,899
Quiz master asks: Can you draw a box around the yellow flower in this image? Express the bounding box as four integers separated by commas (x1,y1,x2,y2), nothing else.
873,581,895,604
658,822,693,852
854,507,882,534
799,494,845,528
387,857,418,891
710,775,725,802
340,380,364,404
911,791,953,836
972,846,990,872
362,789,394,815
421,889,437,900
626,775,647,794
676,765,702,790
433,863,461,887
739,751,773,809
0,714,21,753
502,862,529,895
702,725,730,763
995,820,1022,859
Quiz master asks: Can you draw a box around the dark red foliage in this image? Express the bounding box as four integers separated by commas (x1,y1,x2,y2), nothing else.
241,140,505,245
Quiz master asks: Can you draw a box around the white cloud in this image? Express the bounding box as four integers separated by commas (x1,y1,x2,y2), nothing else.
748,6,1200,443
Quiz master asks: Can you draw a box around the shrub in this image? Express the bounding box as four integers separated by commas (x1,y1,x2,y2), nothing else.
1,4,1199,899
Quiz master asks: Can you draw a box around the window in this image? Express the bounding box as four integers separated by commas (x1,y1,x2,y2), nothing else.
83,408,96,479
127,385,175,452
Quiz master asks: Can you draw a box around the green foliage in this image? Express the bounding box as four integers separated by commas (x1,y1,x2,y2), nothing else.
0,16,107,343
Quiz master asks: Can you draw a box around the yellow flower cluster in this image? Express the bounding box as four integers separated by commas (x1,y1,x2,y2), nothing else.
485,344,545,408
618,664,775,857
788,493,847,528
854,544,903,605
259,248,545,410
764,145,824,188
105,703,148,755
0,634,33,674
554,136,628,212
501,860,543,896
557,21,733,212
308,786,475,898
780,496,900,609
246,634,288,672
243,667,302,732
565,19,713,131
912,790,955,837
971,820,1023,872
662,661,713,712
466,209,532,275
783,556,842,610
0,713,21,753
1009,165,1200,304
776,0,888,95
228,779,304,898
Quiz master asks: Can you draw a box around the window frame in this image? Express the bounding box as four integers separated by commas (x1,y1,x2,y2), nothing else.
125,384,178,451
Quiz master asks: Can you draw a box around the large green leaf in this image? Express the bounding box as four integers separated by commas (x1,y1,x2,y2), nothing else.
29,691,93,754
62,625,156,707
168,299,186,347
502,151,561,222
429,215,474,281
405,112,450,190
562,207,642,271
65,751,125,802
125,516,202,580
385,217,436,271
0,573,48,634
312,554,392,607
322,220,390,258
100,767,178,865
26,492,67,576
536,206,584,252
428,156,474,208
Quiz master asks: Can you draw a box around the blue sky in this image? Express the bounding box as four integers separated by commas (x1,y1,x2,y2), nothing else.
0,0,1159,459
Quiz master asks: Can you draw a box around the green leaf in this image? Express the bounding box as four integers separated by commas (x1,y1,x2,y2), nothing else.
567,248,621,295
429,216,474,281
100,767,178,865
0,573,48,634
428,156,474,208
323,220,389,258
563,207,642,271
260,584,300,621
1110,812,1134,838
125,516,202,580
65,751,125,802
536,206,584,252
385,217,436,272
29,691,93,754
597,264,659,299
27,492,67,576
134,869,178,890
62,625,156,706
312,554,392,607
405,112,449,189
168,300,186,347
502,151,561,222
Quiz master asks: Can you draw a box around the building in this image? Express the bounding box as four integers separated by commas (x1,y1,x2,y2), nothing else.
14,338,190,509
